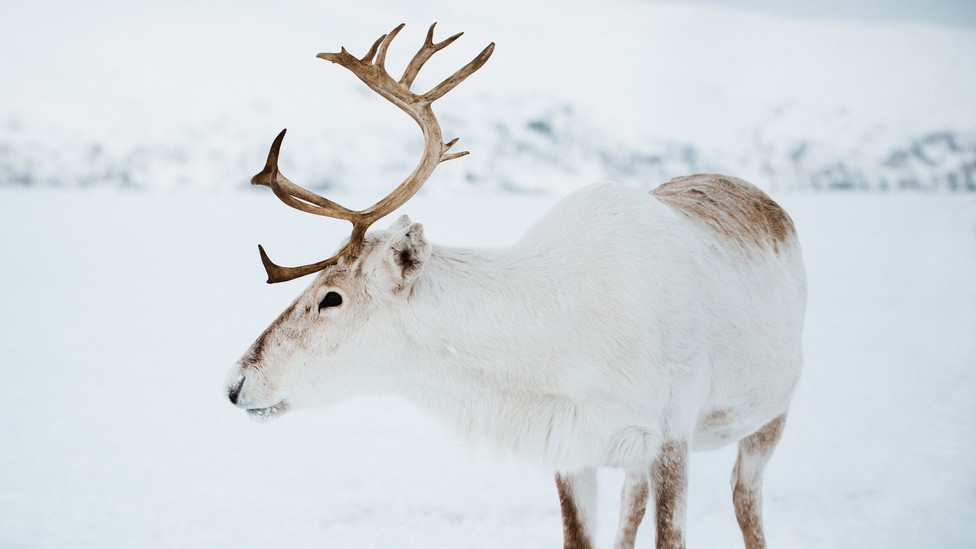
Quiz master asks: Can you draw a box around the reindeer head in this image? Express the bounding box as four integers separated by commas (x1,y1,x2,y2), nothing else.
226,24,492,420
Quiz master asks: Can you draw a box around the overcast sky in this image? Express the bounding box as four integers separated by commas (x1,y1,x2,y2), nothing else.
674,0,976,29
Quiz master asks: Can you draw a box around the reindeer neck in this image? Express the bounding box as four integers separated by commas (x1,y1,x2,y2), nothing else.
378,244,615,466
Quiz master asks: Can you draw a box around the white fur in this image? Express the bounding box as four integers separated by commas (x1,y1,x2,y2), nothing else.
227,181,806,543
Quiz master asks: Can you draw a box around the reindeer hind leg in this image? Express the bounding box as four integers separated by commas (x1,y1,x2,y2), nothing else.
731,414,787,549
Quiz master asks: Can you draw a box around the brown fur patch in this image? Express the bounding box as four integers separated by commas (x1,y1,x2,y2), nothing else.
320,267,348,288
650,440,688,549
616,475,650,549
733,484,765,549
651,174,796,255
733,415,787,549
697,409,730,429
740,415,786,456
555,474,594,549
242,301,298,369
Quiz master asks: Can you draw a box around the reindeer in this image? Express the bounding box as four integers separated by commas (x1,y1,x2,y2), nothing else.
226,23,806,549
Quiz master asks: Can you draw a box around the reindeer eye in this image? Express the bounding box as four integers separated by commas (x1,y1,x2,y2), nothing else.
319,291,343,311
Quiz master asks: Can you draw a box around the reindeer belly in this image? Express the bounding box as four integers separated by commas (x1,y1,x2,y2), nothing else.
691,396,791,451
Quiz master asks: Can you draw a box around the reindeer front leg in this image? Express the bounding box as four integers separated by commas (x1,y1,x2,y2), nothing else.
555,467,598,549
650,440,689,549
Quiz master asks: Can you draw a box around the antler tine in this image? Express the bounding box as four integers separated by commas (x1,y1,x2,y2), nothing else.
400,23,464,89
440,137,468,162
258,244,344,284
359,36,385,64
374,23,405,69
424,41,495,103
251,129,359,220
257,218,371,284
249,127,286,186
442,151,469,162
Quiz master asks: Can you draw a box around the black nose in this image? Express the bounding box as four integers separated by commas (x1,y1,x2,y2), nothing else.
227,375,245,405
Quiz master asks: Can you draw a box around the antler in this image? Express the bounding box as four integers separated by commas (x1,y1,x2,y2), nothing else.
252,23,494,283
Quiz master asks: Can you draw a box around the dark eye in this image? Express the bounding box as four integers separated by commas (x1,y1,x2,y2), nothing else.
319,291,343,311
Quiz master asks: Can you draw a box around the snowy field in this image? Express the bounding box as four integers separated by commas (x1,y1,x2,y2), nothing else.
1,187,974,548
2,0,976,547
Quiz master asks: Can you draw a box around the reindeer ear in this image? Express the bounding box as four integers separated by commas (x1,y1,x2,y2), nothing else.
389,222,431,283
388,214,412,231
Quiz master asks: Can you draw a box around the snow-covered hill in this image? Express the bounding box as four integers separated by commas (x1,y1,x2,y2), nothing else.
2,0,975,193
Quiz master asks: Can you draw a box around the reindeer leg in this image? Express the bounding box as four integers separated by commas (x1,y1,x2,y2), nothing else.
613,470,650,549
555,467,597,549
650,440,689,549
731,414,786,549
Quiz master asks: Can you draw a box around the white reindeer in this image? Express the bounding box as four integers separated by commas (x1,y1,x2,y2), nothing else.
226,24,806,549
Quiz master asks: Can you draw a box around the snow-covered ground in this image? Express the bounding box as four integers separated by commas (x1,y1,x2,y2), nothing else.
1,187,974,547
2,0,975,546
2,0,975,192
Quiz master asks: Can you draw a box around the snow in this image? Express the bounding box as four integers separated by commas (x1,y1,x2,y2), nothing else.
1,187,975,547
1,0,975,546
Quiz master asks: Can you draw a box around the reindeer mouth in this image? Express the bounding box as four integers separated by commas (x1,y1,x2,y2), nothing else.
246,401,288,422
